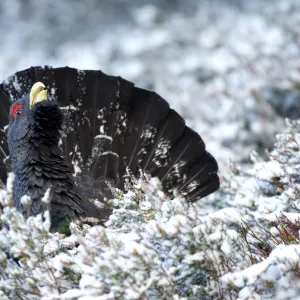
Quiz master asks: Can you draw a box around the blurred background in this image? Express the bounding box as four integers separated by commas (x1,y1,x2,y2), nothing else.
1,0,300,174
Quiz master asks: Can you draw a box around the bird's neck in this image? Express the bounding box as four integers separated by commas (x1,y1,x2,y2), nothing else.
12,140,84,221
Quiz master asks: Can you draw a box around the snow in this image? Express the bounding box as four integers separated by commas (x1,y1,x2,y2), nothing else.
1,0,300,299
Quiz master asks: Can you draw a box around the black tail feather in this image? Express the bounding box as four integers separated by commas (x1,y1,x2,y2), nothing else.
142,110,185,174
117,88,170,184
0,87,10,185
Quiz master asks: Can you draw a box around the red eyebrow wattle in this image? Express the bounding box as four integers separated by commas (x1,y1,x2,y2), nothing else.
12,104,22,119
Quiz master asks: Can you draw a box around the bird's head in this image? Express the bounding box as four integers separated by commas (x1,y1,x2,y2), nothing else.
8,82,63,167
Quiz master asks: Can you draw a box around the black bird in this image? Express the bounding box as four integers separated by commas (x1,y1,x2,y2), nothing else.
0,66,219,228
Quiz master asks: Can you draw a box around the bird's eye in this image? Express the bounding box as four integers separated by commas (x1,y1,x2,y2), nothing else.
12,104,23,120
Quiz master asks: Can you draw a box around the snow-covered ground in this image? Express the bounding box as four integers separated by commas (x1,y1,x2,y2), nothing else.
1,0,300,299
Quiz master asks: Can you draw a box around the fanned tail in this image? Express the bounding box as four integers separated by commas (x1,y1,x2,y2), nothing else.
0,66,219,210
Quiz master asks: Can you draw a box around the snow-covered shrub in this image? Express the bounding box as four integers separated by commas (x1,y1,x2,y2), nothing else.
221,119,300,299
0,175,56,299
2,120,300,299
0,173,242,299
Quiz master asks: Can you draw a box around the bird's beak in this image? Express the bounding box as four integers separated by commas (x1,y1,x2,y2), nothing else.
30,82,48,109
